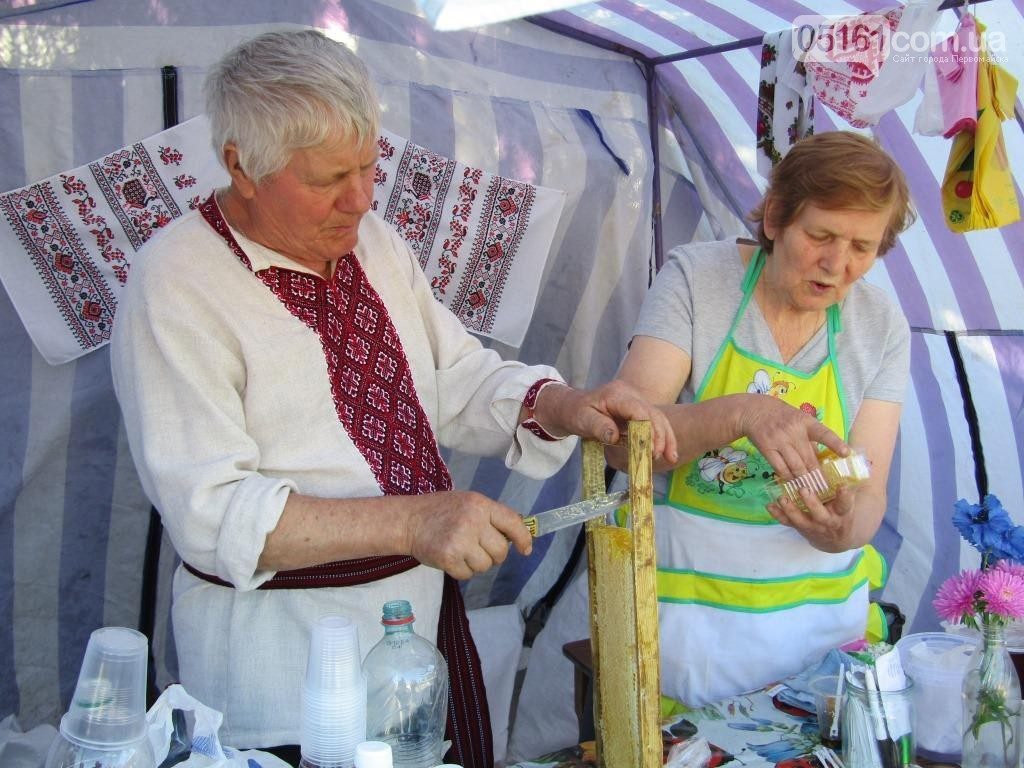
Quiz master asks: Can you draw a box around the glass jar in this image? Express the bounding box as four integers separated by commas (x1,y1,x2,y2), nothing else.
840,672,914,768
962,620,1023,768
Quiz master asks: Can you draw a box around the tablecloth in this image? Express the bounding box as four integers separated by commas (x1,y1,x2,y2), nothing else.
508,681,828,768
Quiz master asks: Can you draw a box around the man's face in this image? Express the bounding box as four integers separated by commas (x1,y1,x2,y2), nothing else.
246,134,377,274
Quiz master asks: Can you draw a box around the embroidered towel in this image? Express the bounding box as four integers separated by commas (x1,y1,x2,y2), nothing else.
0,115,566,365
804,8,903,129
756,28,815,178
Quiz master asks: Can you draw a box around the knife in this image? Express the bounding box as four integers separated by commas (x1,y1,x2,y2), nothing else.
522,490,629,537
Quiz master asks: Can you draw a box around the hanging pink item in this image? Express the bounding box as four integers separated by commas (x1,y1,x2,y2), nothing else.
935,14,981,138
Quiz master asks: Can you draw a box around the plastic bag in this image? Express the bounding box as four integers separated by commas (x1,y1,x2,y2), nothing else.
146,685,291,768
664,736,712,768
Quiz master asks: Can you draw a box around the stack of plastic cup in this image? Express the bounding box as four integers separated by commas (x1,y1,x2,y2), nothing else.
300,614,367,768
45,626,154,768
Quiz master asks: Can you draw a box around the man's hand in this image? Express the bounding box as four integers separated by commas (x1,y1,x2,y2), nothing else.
404,490,533,580
532,380,679,464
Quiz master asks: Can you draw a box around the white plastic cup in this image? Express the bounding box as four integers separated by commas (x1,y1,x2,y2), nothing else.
354,740,393,768
305,614,363,692
60,627,149,748
301,615,367,767
896,631,979,761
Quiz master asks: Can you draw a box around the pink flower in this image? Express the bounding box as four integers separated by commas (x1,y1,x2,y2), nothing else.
934,570,983,623
979,567,1024,619
992,560,1024,580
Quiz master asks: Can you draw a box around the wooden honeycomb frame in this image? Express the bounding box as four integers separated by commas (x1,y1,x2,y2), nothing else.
582,420,661,766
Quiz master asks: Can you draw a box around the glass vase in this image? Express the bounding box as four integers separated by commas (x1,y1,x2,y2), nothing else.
962,620,1023,768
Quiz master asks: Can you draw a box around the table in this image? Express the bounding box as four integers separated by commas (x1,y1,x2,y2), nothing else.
509,640,962,768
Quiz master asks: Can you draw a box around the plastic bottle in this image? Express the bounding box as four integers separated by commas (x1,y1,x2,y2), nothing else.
362,600,449,768
765,448,871,512
45,627,155,768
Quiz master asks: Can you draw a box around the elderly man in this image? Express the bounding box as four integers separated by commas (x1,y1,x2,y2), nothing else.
111,29,674,767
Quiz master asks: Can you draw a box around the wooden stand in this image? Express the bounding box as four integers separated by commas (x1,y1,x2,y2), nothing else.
582,421,660,767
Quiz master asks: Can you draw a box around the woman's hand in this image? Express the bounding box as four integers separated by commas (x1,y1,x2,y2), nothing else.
767,485,857,552
736,394,848,480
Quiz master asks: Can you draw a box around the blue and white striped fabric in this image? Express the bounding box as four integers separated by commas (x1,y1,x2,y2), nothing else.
1,0,1022,733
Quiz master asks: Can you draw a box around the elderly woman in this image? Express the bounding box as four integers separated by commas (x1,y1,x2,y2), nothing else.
110,29,674,766
611,131,914,707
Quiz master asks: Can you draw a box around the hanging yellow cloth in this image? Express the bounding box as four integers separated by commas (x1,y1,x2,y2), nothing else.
941,21,1020,232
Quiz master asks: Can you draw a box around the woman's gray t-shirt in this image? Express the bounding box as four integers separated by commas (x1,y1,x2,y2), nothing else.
632,240,910,420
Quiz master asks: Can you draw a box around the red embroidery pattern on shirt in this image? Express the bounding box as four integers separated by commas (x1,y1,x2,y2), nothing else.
199,194,452,497
90,143,181,250
450,176,533,335
0,181,117,348
380,138,458,272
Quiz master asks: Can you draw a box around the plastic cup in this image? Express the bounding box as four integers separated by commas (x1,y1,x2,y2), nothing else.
305,614,362,692
60,627,149,748
810,674,841,747
301,615,367,767
896,631,979,761
354,740,393,768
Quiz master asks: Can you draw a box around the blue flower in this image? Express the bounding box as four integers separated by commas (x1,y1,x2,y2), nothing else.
1001,525,1024,563
954,495,1024,565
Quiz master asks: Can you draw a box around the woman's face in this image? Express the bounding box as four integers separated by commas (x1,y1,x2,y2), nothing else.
763,200,892,313
245,132,377,273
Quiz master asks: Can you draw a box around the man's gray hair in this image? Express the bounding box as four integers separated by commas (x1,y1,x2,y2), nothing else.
205,29,381,185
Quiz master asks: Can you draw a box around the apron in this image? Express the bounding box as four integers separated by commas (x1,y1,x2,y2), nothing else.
654,248,886,707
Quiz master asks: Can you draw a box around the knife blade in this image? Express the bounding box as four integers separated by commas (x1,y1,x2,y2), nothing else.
522,490,629,537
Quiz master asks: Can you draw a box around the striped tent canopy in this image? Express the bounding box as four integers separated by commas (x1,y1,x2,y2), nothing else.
532,0,1024,641
0,0,1021,745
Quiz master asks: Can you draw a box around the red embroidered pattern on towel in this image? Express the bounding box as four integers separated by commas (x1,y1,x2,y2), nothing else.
0,182,118,349
199,193,452,497
452,175,534,336
373,134,535,337
89,142,182,250
378,135,458,274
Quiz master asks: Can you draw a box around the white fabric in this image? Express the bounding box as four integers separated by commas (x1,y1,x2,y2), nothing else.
853,0,944,126
654,507,868,707
0,115,226,366
110,207,576,748
466,605,525,764
507,567,590,762
0,116,565,365
756,29,814,179
0,715,57,768
805,8,904,129
914,51,946,136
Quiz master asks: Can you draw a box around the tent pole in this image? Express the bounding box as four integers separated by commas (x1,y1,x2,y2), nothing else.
642,59,664,275
139,67,180,706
